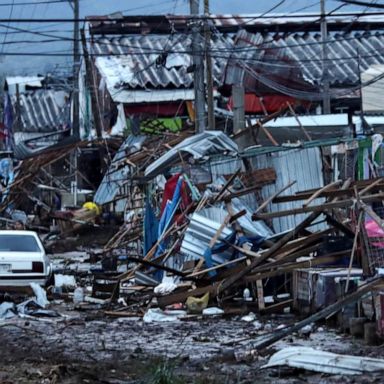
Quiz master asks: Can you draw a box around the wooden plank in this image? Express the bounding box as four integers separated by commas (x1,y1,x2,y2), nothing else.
345,211,364,293
253,192,384,220
256,280,265,310
286,101,312,141
260,124,279,146
232,107,287,139
159,250,350,308
303,180,342,207
359,177,384,196
261,299,293,314
218,211,322,294
244,250,352,283
186,256,248,278
213,168,241,202
250,277,384,351
273,181,384,203
241,168,277,187
125,256,188,277
324,213,354,238
254,180,296,215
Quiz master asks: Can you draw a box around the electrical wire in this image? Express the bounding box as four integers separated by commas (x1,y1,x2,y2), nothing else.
3,10,384,22
1,0,15,55
338,0,384,8
0,0,78,6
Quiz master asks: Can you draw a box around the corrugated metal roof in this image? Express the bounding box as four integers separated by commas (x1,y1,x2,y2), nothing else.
13,90,70,133
260,30,384,86
91,29,384,94
94,134,147,205
93,33,232,91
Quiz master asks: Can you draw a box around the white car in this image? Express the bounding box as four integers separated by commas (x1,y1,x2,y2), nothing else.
0,230,52,287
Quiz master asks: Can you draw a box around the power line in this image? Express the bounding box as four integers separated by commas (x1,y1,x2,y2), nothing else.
0,0,87,6
2,11,384,22
1,0,15,55
3,18,384,57
337,0,384,8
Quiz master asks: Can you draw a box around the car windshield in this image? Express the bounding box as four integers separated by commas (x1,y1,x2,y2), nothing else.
0,235,41,252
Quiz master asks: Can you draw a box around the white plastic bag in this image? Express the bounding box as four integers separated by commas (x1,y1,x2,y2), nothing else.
154,275,178,295
30,282,49,308
143,308,186,323
73,287,84,304
202,307,224,316
54,274,76,288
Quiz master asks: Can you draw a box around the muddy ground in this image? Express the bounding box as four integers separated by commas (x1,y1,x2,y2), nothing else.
1,302,384,384
0,252,383,383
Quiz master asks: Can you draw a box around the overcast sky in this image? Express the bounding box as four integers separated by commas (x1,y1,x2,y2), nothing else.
0,0,360,75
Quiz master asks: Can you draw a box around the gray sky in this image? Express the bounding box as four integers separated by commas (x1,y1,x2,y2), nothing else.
0,0,359,75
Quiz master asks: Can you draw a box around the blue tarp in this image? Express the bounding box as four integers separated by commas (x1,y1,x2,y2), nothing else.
143,199,159,256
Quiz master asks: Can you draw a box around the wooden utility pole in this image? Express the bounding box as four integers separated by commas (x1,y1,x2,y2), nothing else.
190,0,206,133
204,0,215,130
321,0,331,114
80,28,103,140
72,0,80,138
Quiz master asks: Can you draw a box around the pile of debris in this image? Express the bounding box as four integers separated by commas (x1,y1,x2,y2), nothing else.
49,130,382,354
3,129,384,367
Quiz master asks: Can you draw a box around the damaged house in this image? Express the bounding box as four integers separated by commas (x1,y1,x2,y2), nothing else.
4,75,71,158
4,11,384,382
81,13,384,142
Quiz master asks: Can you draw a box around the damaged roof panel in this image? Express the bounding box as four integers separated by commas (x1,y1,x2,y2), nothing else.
90,15,384,94
14,90,70,133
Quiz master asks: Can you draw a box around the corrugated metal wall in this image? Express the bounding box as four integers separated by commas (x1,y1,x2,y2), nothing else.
204,149,325,233
250,147,325,233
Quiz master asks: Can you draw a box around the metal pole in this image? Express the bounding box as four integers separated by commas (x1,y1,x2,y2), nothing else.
321,0,331,114
72,0,80,138
204,0,215,130
15,83,21,132
190,0,206,133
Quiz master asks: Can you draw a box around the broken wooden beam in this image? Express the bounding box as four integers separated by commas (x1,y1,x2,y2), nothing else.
250,277,384,351
302,180,342,207
218,211,322,294
253,193,384,220
254,180,296,216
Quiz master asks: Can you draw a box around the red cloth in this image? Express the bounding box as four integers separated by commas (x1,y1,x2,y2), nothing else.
228,94,303,114
0,123,5,140
160,173,191,216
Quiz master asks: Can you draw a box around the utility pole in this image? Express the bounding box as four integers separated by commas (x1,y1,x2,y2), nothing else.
204,0,215,130
81,28,103,140
190,0,206,133
72,0,80,138
321,0,331,114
